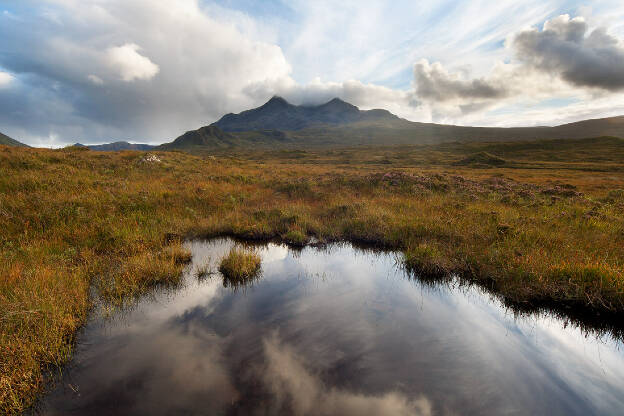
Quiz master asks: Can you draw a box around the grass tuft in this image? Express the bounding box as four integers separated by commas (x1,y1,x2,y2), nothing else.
218,247,262,281
98,242,191,303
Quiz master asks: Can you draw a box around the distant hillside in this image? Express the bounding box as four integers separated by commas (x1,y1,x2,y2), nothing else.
84,98,624,152
181,97,623,149
548,116,624,139
160,126,238,150
81,141,156,151
162,125,300,151
0,131,28,147
282,115,624,146
214,96,398,132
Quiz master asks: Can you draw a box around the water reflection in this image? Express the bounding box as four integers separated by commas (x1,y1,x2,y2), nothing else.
33,239,624,415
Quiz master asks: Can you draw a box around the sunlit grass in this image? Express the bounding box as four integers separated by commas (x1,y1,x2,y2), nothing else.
0,141,623,413
219,247,261,281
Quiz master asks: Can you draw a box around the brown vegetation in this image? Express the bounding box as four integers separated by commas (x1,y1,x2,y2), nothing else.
219,247,262,282
1,139,623,413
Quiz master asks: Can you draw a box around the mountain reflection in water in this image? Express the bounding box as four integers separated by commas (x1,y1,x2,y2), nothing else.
33,239,624,416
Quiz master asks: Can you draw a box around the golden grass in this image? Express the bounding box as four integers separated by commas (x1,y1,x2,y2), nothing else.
219,247,262,281
97,242,192,304
0,142,623,413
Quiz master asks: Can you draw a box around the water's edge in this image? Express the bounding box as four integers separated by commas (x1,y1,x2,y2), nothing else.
27,237,624,416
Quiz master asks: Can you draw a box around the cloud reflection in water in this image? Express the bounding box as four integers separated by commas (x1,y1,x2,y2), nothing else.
34,238,624,416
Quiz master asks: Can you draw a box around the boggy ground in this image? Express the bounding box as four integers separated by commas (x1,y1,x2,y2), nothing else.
1,138,624,414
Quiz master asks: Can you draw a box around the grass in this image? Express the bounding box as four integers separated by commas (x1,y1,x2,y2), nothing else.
0,138,623,413
98,241,191,304
218,247,262,282
283,229,308,246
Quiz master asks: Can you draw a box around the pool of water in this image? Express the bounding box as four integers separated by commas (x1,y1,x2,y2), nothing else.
33,239,624,415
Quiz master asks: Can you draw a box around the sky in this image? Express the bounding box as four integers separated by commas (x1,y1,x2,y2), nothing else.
1,0,624,147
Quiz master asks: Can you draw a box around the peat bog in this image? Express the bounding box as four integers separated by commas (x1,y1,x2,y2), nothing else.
2,142,624,413
30,238,624,416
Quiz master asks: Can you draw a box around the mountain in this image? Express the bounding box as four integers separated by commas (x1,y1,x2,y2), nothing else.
160,125,239,149
80,98,624,152
199,97,624,148
0,131,28,147
80,141,156,151
548,115,624,139
213,96,398,132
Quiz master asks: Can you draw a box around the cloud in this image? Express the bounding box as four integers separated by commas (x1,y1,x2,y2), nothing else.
410,58,571,117
87,74,103,85
0,0,296,145
414,59,509,102
2,2,624,144
512,14,624,91
261,332,432,416
244,76,422,120
0,0,429,145
0,71,14,88
410,14,624,119
106,43,159,82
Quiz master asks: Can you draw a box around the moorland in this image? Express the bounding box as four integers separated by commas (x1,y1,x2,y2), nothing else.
1,98,624,413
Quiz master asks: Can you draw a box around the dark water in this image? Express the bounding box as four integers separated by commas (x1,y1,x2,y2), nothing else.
34,239,624,416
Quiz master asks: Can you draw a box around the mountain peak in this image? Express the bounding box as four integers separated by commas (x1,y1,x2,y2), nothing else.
264,96,290,107
213,97,398,132
318,97,358,111
327,97,348,104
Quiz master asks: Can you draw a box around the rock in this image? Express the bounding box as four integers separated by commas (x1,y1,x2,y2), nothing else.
141,154,162,163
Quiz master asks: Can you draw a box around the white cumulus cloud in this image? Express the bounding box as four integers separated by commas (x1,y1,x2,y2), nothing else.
0,71,14,88
106,43,159,82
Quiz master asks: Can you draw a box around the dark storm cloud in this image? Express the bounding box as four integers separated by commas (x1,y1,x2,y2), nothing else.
413,60,509,102
412,14,624,111
513,15,624,91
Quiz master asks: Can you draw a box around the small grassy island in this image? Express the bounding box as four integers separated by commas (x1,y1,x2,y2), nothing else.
219,247,262,281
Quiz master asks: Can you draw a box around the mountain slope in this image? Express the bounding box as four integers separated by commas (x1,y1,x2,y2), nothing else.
548,115,624,138
0,131,28,147
160,125,239,149
205,97,624,148
87,98,624,152
214,96,398,132
262,111,624,146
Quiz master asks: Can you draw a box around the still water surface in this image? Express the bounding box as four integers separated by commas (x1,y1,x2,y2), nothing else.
35,239,624,415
